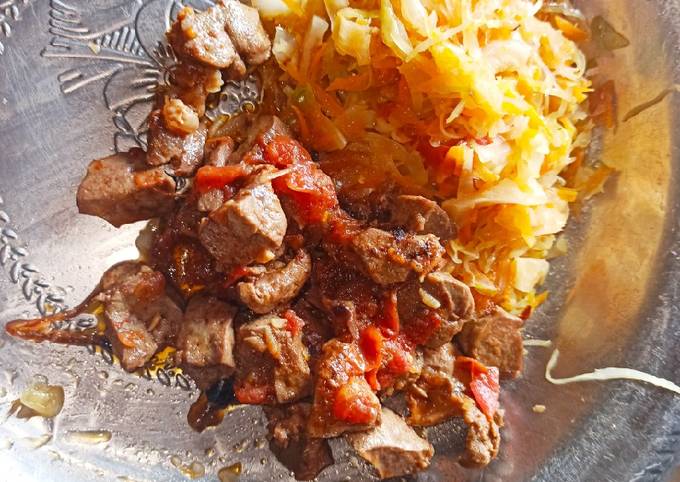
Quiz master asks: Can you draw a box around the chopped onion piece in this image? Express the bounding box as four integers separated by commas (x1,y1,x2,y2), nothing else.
19,384,64,418
272,26,297,66
545,349,680,395
523,339,553,347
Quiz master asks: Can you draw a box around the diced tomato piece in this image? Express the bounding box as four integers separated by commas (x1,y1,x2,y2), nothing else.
456,356,500,419
332,376,378,425
365,369,380,391
263,136,311,167
359,326,383,370
272,163,339,225
283,309,305,337
222,266,249,288
470,367,500,419
378,291,400,336
195,165,246,193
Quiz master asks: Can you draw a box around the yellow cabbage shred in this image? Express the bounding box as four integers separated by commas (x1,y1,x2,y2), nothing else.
257,0,593,315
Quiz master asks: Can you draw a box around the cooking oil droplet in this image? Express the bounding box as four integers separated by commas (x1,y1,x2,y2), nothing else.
259,457,267,465
170,456,205,479
112,379,123,387
233,440,248,453
205,447,215,457
98,371,109,380
0,387,7,398
218,462,242,482
124,383,137,393
146,388,155,396
254,438,266,449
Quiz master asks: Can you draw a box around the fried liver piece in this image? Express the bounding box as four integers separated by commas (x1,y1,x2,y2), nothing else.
146,109,207,177
77,149,176,227
175,295,238,390
198,180,287,267
167,2,270,77
265,403,334,480
237,249,312,314
458,305,524,378
347,407,434,479
234,314,311,404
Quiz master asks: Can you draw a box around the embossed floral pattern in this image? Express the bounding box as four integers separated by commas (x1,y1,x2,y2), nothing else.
0,0,30,55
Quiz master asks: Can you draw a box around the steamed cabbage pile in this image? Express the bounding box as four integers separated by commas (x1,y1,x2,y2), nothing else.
255,0,593,315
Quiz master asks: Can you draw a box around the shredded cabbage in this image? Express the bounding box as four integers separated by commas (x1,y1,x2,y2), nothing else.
257,0,594,314
546,349,680,395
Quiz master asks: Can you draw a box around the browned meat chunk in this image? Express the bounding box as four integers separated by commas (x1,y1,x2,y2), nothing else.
458,306,524,378
77,149,176,227
237,250,312,314
406,343,466,426
265,403,334,480
170,61,223,116
146,109,207,177
398,271,475,348
406,344,500,466
199,181,287,267
175,295,237,389
97,262,183,371
168,2,270,77
388,195,456,240
205,137,235,167
349,228,445,285
169,5,239,69
308,340,381,438
347,408,434,479
235,314,311,404
220,0,272,65
462,401,501,467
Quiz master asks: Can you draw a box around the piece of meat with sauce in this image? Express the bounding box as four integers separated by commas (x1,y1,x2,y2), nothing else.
387,195,456,240
237,250,312,314
77,149,176,227
347,407,434,479
461,400,501,467
406,343,465,426
199,180,287,268
234,313,311,404
348,228,445,285
406,344,500,466
168,5,239,70
175,295,237,390
398,271,475,348
146,109,207,177
220,0,272,65
100,263,182,369
265,403,334,480
168,2,270,77
308,340,381,438
205,137,235,167
97,262,183,371
457,305,524,378
4,262,181,369
170,61,223,117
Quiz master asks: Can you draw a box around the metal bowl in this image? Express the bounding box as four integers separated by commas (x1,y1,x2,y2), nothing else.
1,1,679,480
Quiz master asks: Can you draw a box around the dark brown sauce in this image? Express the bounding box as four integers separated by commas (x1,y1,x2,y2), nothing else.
187,379,238,432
